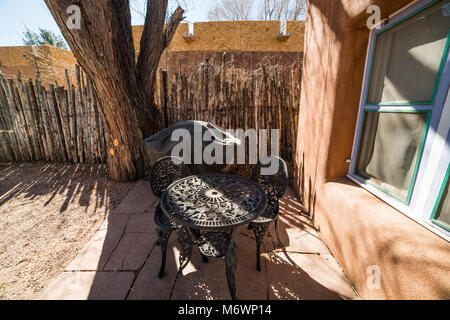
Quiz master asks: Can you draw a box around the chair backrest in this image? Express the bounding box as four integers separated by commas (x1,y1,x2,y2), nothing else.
251,156,288,203
149,156,190,198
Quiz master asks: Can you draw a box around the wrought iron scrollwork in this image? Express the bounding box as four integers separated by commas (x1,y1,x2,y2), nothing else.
251,156,288,204
251,222,270,246
249,156,289,271
160,173,268,300
161,174,267,230
150,156,190,197
251,201,279,224
197,231,231,258
150,156,190,278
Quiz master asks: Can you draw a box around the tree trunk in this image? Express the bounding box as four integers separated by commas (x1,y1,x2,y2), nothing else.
44,0,184,181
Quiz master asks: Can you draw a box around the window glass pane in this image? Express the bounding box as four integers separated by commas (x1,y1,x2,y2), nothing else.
367,0,450,104
356,111,428,201
433,168,450,229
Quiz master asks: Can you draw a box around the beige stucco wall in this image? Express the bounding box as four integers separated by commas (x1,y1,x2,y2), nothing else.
1,21,304,87
0,45,77,87
294,0,450,299
0,46,39,82
133,21,305,54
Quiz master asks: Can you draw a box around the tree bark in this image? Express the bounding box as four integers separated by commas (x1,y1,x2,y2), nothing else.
44,0,184,181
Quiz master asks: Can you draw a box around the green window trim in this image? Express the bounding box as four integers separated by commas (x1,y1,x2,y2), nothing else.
353,109,432,205
364,0,450,107
374,0,441,35
430,163,450,232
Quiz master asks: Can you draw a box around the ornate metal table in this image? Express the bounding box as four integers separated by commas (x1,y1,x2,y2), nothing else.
160,174,268,299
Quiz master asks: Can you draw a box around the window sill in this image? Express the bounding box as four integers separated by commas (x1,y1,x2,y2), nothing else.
319,176,450,242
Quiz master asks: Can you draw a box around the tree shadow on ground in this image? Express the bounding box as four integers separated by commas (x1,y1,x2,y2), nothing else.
0,162,134,300
0,162,130,214
84,184,356,300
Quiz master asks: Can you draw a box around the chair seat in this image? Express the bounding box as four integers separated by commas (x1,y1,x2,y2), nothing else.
154,204,179,230
251,201,279,224
196,232,231,258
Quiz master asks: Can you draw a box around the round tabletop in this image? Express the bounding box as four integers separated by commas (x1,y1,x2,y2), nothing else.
160,174,268,230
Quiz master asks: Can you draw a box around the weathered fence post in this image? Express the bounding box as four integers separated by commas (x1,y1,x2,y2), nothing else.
160,69,169,128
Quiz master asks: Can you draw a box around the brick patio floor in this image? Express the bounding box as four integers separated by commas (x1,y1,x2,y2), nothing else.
40,180,359,300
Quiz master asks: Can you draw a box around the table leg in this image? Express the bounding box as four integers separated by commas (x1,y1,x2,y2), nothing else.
225,228,237,300
190,228,209,263
250,222,270,272
176,226,193,273
157,229,172,278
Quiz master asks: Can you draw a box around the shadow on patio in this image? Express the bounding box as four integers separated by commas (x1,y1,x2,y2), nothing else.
0,162,134,299
40,181,359,300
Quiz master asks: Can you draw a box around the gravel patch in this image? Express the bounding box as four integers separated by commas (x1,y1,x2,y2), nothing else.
0,162,135,300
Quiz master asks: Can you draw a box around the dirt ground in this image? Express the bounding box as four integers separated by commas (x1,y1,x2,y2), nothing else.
0,162,135,300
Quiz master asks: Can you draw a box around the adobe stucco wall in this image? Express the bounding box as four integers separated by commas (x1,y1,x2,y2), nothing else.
0,45,77,87
134,21,305,79
294,0,450,299
133,21,304,53
0,21,304,86
0,46,36,81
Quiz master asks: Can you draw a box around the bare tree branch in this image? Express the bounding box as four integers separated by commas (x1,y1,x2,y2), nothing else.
131,0,191,23
289,0,306,20
130,0,147,20
258,0,306,21
208,0,253,21
164,6,185,46
209,0,305,21
137,1,184,99
167,0,191,22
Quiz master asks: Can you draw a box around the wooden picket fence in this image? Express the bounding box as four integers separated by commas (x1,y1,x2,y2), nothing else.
157,59,302,164
0,65,108,163
0,59,301,166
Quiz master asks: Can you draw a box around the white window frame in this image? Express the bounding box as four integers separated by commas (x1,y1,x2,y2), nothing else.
348,0,450,241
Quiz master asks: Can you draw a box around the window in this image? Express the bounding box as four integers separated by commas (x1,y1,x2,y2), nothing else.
355,110,430,203
431,164,450,230
349,0,450,240
366,1,450,105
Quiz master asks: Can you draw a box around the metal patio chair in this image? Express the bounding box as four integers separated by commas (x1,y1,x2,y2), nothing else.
249,156,288,271
149,156,190,278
